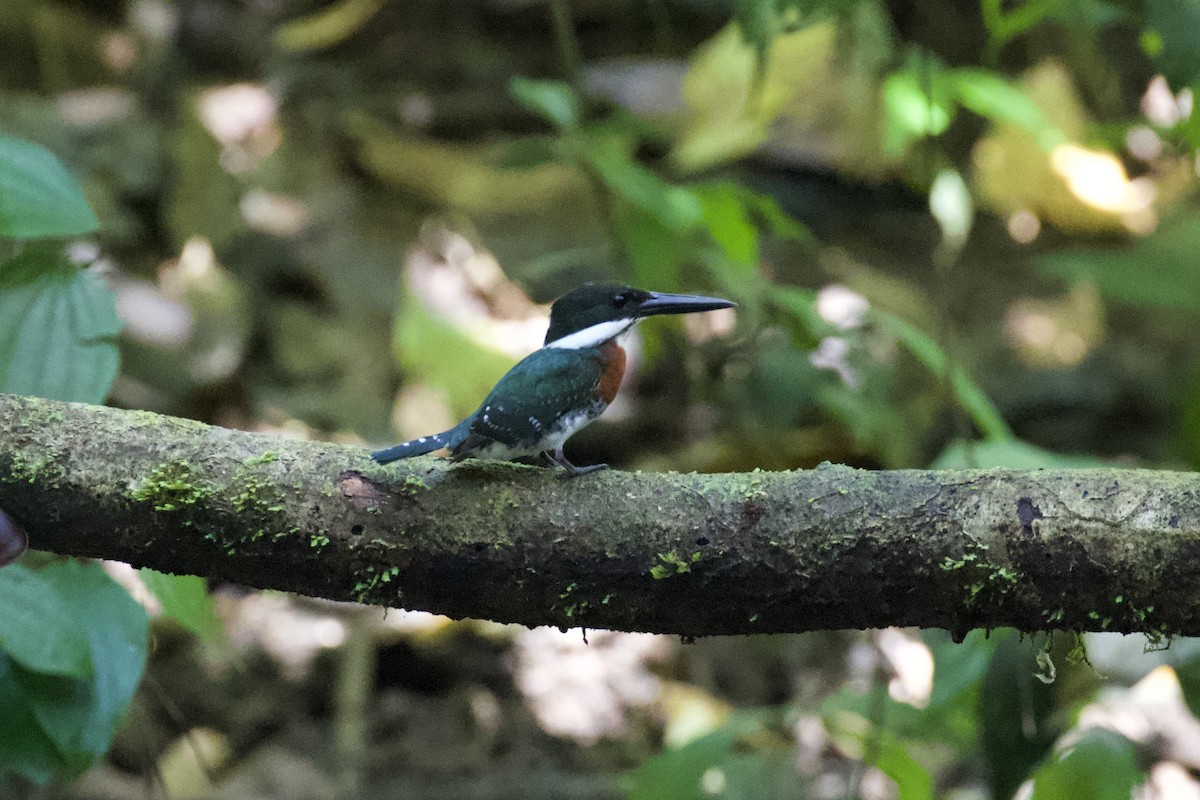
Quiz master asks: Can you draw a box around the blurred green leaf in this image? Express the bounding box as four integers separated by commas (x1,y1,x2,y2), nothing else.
0,654,62,784
510,78,581,130
696,182,760,271
1029,727,1141,800
931,438,1107,469
626,710,802,800
6,561,148,782
950,69,1066,150
32,562,146,762
822,688,932,800
614,200,692,288
0,565,91,679
275,0,385,52
881,60,955,157
923,629,1001,709
769,285,836,346
874,737,934,800
695,182,811,275
872,310,1012,442
583,136,703,233
982,634,1058,800
1039,218,1200,312
0,244,120,403
138,570,224,644
1145,0,1200,88
0,134,98,239
743,189,809,242
1175,655,1200,719
491,137,559,171
392,292,516,420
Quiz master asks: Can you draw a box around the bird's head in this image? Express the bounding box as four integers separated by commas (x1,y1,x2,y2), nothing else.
544,284,735,348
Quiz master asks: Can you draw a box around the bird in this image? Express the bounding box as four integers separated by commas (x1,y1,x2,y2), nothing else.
372,284,735,476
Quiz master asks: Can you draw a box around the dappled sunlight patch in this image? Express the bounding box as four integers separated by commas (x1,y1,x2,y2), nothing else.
876,629,933,709
1004,282,1104,369
512,628,670,744
197,84,280,175
222,593,350,679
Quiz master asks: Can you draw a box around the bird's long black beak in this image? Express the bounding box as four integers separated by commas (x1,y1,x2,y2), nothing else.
634,292,736,318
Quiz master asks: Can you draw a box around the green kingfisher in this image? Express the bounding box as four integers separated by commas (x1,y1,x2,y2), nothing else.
372,284,735,476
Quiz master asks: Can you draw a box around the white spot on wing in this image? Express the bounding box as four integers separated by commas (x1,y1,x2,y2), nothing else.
546,319,634,350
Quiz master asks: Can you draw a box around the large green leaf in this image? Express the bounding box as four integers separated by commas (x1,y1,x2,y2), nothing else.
626,711,802,800
1029,727,1141,800
15,561,148,776
0,244,120,403
139,569,224,643
0,654,62,784
0,134,99,240
0,565,91,679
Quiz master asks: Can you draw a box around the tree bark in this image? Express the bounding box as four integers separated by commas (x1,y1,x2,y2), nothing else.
1,392,1196,638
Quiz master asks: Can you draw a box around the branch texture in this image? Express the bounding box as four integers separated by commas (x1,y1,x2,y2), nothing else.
1,393,1196,637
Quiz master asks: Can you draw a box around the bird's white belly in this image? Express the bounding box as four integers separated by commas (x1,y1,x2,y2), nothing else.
474,408,600,460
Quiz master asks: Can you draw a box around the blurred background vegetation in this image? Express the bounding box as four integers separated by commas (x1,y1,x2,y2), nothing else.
6,0,1200,797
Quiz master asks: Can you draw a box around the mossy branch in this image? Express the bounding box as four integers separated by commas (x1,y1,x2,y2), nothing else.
1,393,1197,638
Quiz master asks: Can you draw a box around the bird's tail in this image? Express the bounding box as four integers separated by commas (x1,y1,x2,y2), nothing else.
371,421,470,464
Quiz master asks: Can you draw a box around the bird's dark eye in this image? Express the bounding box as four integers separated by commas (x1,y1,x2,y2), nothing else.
612,292,628,308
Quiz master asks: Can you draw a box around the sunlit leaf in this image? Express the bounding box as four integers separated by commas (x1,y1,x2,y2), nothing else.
0,244,120,403
673,22,862,173
0,134,98,239
138,569,224,643
881,62,956,157
510,78,581,130
275,0,385,52
1029,727,1141,800
0,565,91,679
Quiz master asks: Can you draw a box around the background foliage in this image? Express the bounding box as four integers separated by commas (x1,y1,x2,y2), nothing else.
4,0,1200,797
